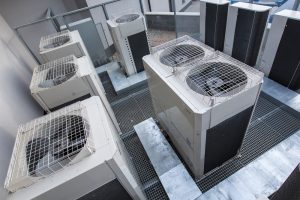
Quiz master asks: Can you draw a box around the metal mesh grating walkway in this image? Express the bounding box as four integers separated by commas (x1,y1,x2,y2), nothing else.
100,73,300,199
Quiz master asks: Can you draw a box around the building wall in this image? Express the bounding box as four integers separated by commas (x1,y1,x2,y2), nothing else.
0,15,43,199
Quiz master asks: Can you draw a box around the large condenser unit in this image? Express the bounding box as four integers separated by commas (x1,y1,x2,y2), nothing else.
143,36,264,178
260,9,300,91
200,0,229,51
4,97,145,200
223,2,271,66
107,13,150,76
39,30,90,63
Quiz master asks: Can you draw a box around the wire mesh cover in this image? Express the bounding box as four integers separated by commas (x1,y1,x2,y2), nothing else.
31,55,78,89
159,44,205,67
186,62,248,97
5,103,93,191
116,14,140,23
39,30,71,51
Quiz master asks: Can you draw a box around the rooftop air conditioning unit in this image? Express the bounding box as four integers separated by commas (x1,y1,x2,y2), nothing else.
260,9,300,91
107,13,150,76
30,55,99,112
143,38,263,178
224,2,271,66
200,0,229,51
4,97,146,200
39,30,90,63
29,55,119,131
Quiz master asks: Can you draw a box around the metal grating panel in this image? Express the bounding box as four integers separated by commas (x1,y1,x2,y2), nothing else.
159,44,205,67
252,96,279,121
100,72,300,199
144,180,169,200
264,109,300,139
181,51,264,106
196,158,244,192
122,131,158,184
240,121,282,165
186,62,248,97
111,88,156,133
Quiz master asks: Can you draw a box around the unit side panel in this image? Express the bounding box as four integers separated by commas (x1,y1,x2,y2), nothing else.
247,10,269,66
215,4,228,51
232,9,255,63
77,179,132,200
127,31,150,73
205,3,217,49
269,18,300,90
204,105,254,173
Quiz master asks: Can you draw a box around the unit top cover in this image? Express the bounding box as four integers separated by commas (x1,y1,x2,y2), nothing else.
115,13,140,23
152,35,215,69
39,30,72,51
230,2,271,12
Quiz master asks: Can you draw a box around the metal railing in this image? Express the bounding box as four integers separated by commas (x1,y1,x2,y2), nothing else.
14,0,121,64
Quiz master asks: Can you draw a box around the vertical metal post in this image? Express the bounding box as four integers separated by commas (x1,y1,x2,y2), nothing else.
139,0,145,14
62,15,71,30
171,0,178,38
103,5,109,20
293,0,300,10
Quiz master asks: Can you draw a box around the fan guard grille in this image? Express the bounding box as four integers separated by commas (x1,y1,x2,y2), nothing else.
186,62,248,97
5,103,93,191
31,55,78,89
40,30,71,51
159,44,205,68
116,14,139,23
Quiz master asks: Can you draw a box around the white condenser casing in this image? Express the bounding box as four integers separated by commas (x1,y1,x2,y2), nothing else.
143,37,263,178
30,55,119,132
107,13,150,76
39,30,90,63
5,97,145,200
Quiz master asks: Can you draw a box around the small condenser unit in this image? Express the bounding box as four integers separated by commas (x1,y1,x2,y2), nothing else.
107,13,150,76
39,30,90,63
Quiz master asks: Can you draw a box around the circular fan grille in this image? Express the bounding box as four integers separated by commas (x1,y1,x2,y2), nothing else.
43,35,71,49
26,115,87,176
159,44,205,67
39,63,77,88
186,62,248,97
116,14,139,23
